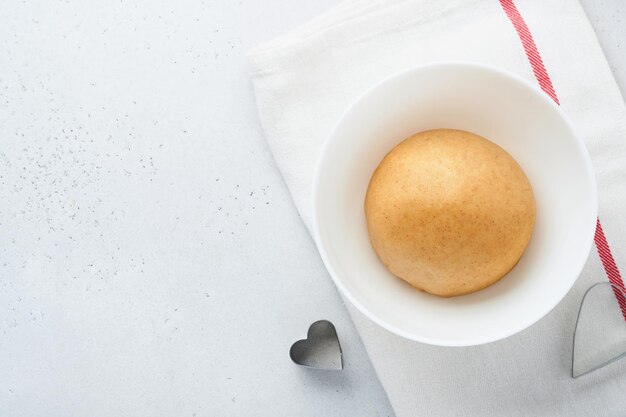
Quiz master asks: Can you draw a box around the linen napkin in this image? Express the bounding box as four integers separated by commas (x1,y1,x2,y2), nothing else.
248,0,626,415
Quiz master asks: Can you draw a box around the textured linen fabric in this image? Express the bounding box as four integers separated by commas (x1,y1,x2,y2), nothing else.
248,1,626,415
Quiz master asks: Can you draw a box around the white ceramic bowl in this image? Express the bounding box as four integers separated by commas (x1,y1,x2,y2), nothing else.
312,62,597,346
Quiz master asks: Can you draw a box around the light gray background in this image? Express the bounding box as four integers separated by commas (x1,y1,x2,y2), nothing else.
0,1,623,416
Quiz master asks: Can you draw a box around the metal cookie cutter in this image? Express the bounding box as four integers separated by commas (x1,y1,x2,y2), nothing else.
572,282,626,378
290,320,343,370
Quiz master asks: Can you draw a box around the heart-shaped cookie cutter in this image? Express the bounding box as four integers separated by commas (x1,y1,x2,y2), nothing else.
572,282,626,378
290,320,343,370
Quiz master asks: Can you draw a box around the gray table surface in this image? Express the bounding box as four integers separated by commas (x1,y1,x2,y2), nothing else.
0,1,624,416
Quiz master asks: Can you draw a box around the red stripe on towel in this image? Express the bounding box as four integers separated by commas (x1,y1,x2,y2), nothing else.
499,0,626,319
595,220,626,317
499,0,559,104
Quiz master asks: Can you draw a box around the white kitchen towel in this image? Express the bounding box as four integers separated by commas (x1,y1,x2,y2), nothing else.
248,0,626,416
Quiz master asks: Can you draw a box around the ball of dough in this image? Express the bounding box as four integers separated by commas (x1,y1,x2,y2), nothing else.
364,129,535,297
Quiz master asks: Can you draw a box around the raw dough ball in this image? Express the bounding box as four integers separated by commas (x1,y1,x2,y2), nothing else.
364,129,535,297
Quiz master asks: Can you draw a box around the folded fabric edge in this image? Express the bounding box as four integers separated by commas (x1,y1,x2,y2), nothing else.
246,0,378,57
246,0,465,76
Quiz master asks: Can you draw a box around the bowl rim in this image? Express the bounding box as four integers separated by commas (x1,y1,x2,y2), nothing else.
311,61,598,346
